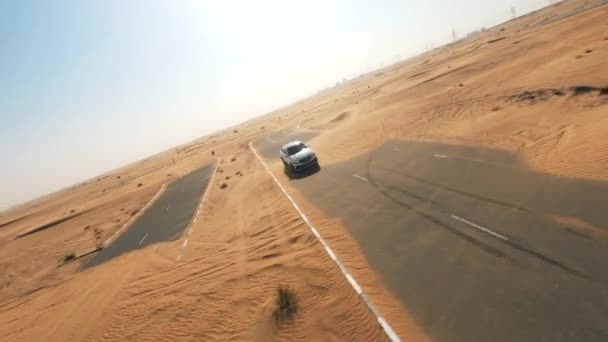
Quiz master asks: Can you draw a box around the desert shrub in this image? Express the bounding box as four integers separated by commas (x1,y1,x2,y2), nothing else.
570,86,597,95
63,253,76,263
274,285,297,320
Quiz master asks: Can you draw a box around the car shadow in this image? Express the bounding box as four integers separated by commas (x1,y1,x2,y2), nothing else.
285,163,321,180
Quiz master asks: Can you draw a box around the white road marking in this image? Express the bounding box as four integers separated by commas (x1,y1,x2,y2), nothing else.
325,246,337,261
102,184,166,247
352,174,369,182
345,273,363,295
450,215,509,241
138,233,149,246
177,239,190,262
378,317,401,342
177,159,220,261
394,148,448,159
250,142,400,342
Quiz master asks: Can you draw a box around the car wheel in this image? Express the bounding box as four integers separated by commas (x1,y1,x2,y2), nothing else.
288,164,296,177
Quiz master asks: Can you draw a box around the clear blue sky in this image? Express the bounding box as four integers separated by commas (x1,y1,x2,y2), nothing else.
0,0,549,209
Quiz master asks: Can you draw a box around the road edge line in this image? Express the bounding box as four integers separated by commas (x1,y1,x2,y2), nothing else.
249,141,401,342
78,184,167,270
177,159,220,261
103,184,167,247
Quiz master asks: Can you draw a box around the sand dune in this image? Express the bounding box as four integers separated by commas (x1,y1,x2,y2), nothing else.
1,0,607,340
1,148,426,341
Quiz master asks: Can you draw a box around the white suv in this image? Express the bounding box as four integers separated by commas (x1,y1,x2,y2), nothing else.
280,141,319,175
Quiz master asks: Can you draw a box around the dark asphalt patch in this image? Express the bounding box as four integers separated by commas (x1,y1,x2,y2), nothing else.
14,208,94,240
255,135,608,342
81,164,215,270
0,216,27,229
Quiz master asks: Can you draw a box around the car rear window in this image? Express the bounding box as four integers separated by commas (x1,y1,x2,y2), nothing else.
286,143,305,155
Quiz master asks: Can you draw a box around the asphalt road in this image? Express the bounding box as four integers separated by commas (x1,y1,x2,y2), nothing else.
254,131,608,342
82,164,215,270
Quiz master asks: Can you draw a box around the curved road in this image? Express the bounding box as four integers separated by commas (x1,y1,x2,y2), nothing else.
253,130,608,342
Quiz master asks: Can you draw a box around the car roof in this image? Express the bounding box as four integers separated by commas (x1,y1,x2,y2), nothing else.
281,141,304,150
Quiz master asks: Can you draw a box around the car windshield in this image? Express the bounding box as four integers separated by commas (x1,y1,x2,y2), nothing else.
286,143,306,156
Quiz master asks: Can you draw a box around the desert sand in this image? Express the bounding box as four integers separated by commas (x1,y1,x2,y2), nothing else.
1,0,607,340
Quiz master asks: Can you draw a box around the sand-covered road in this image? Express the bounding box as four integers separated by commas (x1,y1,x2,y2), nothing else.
82,164,216,270
2,0,608,340
254,130,608,341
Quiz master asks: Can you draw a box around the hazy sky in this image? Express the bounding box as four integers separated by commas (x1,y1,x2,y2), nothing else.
0,0,550,209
